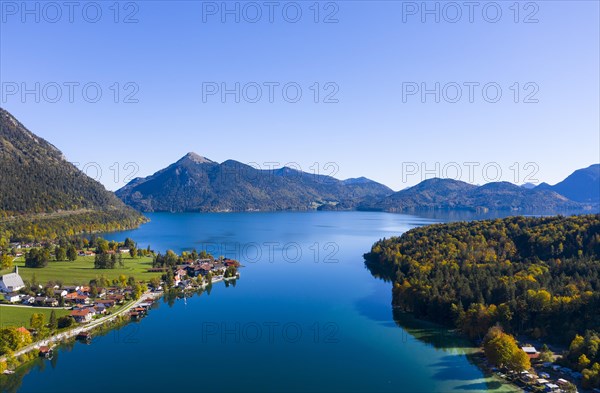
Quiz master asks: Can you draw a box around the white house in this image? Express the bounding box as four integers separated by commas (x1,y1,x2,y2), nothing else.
53,289,68,298
0,267,25,293
3,292,21,303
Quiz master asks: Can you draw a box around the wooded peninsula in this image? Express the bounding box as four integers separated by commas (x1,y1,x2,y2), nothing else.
365,214,600,389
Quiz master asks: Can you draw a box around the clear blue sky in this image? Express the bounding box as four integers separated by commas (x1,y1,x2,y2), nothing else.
1,1,598,191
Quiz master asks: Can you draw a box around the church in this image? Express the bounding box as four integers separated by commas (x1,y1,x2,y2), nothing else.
0,266,25,293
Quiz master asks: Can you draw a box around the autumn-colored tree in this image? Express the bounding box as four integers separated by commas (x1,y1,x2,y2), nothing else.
30,313,45,332
0,254,13,269
579,354,591,370
0,327,32,355
506,346,531,372
483,327,530,372
582,363,600,389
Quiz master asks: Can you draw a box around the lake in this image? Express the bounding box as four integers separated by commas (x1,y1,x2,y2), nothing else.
4,211,520,393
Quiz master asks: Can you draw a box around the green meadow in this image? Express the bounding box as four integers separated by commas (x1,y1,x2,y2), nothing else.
2,255,163,285
0,306,70,328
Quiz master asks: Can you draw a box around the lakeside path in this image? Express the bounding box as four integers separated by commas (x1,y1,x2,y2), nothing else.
0,290,162,364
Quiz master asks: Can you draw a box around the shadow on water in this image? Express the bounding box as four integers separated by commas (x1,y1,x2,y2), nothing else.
362,257,521,393
362,258,395,284
361,258,471,351
430,355,482,381
454,381,505,391
392,310,471,352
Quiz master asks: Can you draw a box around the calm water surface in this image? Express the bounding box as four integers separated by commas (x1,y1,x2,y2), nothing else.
6,211,520,393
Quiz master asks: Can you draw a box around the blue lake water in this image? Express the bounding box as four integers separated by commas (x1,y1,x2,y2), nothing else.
6,211,520,393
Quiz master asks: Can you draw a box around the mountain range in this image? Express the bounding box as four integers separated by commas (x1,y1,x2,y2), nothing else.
115,153,393,212
116,151,599,213
1,107,598,227
358,178,588,212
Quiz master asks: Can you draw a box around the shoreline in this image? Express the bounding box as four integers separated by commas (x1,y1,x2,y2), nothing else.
0,290,162,366
1,273,238,372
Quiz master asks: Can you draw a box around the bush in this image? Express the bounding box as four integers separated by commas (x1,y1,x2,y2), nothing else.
57,316,73,329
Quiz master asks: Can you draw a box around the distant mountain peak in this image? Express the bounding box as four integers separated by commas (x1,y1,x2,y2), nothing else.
179,152,214,164
521,183,538,189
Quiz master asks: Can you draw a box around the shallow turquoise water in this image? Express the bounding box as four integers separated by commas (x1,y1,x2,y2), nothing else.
6,211,518,393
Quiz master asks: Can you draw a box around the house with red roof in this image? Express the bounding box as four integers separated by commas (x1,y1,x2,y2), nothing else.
70,308,93,323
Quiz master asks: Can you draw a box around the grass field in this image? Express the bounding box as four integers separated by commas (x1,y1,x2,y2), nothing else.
0,306,70,328
1,255,163,285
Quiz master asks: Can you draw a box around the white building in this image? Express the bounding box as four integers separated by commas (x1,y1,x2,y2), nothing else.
3,292,21,303
0,266,25,293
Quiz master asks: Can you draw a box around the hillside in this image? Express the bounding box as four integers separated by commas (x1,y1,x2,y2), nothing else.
359,178,588,212
0,108,146,240
364,214,600,344
538,164,600,203
116,152,393,212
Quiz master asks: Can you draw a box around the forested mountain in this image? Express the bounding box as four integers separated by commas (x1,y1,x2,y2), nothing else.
537,164,600,203
364,214,600,344
359,178,589,212
0,108,146,241
116,152,393,212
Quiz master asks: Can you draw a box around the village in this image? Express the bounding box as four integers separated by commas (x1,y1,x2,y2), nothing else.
473,343,599,393
0,255,240,307
0,245,240,372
